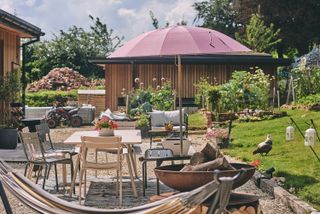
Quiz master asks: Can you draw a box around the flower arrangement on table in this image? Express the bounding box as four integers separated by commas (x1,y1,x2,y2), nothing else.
95,116,118,136
206,127,229,147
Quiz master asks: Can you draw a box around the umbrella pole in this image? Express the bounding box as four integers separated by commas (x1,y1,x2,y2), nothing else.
178,55,183,156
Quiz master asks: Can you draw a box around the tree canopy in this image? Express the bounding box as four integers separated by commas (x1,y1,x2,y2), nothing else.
25,16,122,82
193,0,242,37
194,0,320,57
235,11,282,53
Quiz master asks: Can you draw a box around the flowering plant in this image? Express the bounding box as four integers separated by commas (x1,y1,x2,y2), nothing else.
95,116,118,130
206,128,229,140
249,159,261,168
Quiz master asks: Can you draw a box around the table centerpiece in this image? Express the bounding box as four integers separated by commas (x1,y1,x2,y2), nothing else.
95,116,118,136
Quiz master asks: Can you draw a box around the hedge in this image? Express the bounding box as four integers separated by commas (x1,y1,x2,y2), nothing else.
26,90,77,107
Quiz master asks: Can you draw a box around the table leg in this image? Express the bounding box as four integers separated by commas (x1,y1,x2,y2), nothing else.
156,160,161,195
149,135,153,148
70,153,80,196
125,153,138,197
127,145,138,178
62,154,67,187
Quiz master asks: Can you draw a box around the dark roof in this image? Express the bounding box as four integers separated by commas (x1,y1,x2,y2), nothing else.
0,9,45,37
90,54,292,66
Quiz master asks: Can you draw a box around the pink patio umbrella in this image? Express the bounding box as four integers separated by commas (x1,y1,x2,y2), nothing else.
108,26,252,155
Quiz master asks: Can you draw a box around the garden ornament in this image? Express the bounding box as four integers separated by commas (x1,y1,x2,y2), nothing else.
253,134,272,156
286,124,294,141
305,126,315,147
291,118,320,162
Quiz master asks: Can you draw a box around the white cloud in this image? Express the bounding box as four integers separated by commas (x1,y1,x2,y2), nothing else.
0,0,202,41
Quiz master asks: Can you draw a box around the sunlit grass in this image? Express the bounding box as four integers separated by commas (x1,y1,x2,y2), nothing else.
224,109,320,209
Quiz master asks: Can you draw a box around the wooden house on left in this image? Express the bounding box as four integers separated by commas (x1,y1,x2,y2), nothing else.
0,9,44,149
0,9,44,125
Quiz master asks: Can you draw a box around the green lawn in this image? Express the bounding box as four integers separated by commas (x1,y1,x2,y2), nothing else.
189,109,320,209
188,112,207,129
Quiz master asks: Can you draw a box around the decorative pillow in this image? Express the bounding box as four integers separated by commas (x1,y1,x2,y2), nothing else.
164,109,184,125
99,108,114,120
149,111,166,127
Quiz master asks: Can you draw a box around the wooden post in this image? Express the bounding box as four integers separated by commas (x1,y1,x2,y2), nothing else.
125,95,129,115
291,76,295,103
277,90,280,111
272,87,276,109
178,55,183,156
173,92,176,110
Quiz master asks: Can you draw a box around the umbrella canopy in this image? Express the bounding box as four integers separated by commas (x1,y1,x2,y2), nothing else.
109,26,251,58
108,25,251,155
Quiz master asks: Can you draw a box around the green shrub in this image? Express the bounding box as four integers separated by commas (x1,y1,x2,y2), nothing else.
292,59,320,99
135,114,150,128
297,94,320,106
150,81,174,111
194,77,216,109
220,70,271,111
26,90,77,106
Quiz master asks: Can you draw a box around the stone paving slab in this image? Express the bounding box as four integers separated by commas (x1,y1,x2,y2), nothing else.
0,144,26,162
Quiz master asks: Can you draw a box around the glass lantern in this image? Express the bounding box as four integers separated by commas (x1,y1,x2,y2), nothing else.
305,127,316,147
286,125,294,141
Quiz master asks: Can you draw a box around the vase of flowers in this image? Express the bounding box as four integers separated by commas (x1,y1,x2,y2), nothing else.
95,116,118,136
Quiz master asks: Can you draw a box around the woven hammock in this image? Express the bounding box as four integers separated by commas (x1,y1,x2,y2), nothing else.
0,159,239,214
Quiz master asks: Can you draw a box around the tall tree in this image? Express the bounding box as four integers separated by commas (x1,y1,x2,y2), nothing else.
235,11,282,53
236,0,320,56
25,16,123,81
193,0,242,37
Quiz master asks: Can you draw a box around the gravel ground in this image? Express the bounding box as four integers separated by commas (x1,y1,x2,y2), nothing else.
0,126,294,214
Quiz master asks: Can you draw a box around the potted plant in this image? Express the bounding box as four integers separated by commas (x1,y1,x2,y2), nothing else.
94,116,118,136
0,70,21,149
135,113,149,138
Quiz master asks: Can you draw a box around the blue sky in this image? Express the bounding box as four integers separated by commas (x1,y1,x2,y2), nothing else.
1,0,202,41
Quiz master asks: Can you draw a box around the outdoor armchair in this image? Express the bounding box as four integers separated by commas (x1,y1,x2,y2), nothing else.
36,123,77,155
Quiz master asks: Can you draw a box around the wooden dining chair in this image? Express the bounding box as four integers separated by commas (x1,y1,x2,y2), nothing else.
18,132,74,191
79,136,124,205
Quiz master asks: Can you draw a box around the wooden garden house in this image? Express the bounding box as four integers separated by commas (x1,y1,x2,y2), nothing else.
92,26,291,111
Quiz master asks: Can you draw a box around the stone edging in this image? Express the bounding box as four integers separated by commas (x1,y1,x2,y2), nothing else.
252,171,319,214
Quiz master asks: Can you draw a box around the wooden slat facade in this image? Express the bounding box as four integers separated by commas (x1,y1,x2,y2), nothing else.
0,27,20,124
105,63,276,111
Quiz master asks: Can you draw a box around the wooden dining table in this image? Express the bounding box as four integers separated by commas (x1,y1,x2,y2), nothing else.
63,130,141,198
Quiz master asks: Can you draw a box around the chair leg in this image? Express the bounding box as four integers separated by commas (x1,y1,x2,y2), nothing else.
70,159,75,194
142,161,146,196
24,163,29,176
84,170,87,200
116,168,119,197
79,169,85,204
119,157,123,206
27,163,34,179
46,164,52,179
54,163,59,191
42,165,48,189
35,165,42,184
